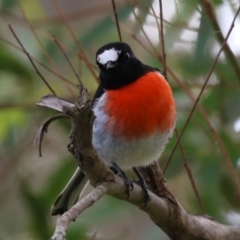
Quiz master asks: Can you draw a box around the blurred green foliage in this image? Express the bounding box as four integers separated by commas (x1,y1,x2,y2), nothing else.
0,0,240,239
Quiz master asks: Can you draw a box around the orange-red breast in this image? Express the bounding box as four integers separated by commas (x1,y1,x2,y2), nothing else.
51,42,176,215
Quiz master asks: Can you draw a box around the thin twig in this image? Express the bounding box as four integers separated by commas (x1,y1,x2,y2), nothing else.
18,2,77,98
0,36,77,88
51,186,107,240
18,1,54,67
163,6,240,202
0,2,125,27
174,129,205,214
150,5,160,34
120,24,156,56
146,14,198,32
9,25,56,96
159,0,167,79
128,0,157,55
111,0,122,41
18,1,59,72
165,61,240,199
42,32,77,56
51,33,82,84
200,0,240,85
51,0,98,82
40,32,98,71
34,114,71,157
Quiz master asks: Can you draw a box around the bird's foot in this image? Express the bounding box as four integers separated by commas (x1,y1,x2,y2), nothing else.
132,167,150,207
110,162,133,199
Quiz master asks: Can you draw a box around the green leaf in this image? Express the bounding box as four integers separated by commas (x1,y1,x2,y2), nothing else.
219,173,240,211
1,0,17,10
194,8,212,64
79,4,132,48
164,0,198,51
20,178,51,239
212,0,223,6
0,42,33,80
44,157,78,205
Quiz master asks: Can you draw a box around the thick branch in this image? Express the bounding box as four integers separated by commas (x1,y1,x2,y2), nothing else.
37,90,240,240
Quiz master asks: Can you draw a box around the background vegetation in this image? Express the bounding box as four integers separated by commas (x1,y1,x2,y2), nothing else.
0,0,240,239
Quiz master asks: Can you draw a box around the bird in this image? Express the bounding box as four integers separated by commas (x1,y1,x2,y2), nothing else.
51,42,176,216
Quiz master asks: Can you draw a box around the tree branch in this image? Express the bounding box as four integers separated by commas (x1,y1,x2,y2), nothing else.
111,0,122,42
9,25,56,96
36,87,240,240
200,0,240,85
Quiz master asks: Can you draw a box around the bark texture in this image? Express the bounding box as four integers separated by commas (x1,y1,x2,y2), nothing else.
37,88,240,240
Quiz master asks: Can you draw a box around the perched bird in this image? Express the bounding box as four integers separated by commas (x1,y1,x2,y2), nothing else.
51,42,176,215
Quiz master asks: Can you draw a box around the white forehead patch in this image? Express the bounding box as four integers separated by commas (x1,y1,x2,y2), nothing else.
97,48,121,65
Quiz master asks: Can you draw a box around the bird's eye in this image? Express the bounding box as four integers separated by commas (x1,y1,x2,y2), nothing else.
124,53,130,60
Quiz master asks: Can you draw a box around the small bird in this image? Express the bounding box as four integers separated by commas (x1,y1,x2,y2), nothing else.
51,42,176,215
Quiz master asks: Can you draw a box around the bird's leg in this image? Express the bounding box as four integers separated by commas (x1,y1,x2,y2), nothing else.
132,167,150,207
110,162,133,199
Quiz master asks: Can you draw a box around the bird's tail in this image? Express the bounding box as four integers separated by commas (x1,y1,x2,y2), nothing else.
51,167,88,216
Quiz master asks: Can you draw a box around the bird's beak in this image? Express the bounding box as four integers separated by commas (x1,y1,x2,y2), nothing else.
106,61,116,69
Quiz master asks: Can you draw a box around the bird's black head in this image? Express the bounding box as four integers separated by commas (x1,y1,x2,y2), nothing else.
96,42,146,89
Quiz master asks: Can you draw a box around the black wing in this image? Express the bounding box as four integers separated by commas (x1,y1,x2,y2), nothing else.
142,64,166,80
153,67,162,73
92,83,104,107
141,63,161,74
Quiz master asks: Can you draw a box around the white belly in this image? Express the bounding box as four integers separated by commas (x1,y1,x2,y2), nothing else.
92,93,174,169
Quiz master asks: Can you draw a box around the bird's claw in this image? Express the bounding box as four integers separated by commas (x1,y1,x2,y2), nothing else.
132,167,150,207
110,162,133,199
